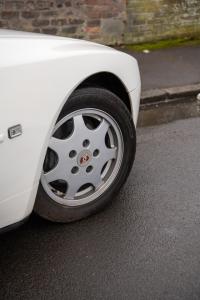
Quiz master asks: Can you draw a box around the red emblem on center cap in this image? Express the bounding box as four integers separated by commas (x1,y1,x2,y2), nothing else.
80,154,90,165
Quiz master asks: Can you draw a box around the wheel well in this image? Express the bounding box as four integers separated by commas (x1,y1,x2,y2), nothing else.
75,72,132,113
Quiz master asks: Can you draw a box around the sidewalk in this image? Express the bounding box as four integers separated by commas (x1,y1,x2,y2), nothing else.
124,45,200,91
121,45,200,126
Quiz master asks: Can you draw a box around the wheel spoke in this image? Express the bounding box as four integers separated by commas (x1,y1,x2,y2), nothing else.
65,181,81,199
73,115,88,135
104,147,117,162
92,147,117,170
49,137,65,156
44,166,61,183
94,119,110,142
90,168,104,189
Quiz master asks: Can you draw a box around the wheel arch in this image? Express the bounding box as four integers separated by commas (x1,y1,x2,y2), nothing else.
61,72,133,117
77,72,132,112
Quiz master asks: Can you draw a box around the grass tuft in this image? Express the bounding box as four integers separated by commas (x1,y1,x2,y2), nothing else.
124,37,200,52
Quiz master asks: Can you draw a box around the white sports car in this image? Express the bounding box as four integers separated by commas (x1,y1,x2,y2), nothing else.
0,30,141,231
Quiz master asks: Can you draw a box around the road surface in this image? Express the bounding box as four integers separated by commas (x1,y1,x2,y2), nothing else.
1,117,200,300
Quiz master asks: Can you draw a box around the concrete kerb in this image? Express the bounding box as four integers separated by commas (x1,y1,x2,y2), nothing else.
141,83,200,106
138,83,200,127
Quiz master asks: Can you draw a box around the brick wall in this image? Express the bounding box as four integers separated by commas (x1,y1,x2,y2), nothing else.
0,0,126,44
0,0,200,45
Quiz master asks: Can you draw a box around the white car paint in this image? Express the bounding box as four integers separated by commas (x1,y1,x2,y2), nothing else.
0,30,141,230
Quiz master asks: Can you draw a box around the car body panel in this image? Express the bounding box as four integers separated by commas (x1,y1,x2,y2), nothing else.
0,30,141,229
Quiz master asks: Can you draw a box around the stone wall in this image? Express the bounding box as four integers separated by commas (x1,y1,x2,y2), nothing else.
126,0,200,43
0,0,200,45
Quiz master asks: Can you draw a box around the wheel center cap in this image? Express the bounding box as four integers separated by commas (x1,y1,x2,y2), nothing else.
78,150,92,167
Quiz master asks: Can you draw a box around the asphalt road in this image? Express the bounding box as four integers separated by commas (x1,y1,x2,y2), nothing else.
1,117,200,300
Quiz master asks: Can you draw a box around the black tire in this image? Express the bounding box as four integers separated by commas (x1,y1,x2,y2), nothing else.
34,87,136,222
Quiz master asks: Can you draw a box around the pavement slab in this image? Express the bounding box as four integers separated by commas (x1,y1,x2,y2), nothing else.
124,45,200,91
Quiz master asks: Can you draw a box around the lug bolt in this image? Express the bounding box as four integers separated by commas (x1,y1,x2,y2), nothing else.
71,166,79,174
93,149,99,157
69,150,77,158
83,139,90,147
86,165,93,173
